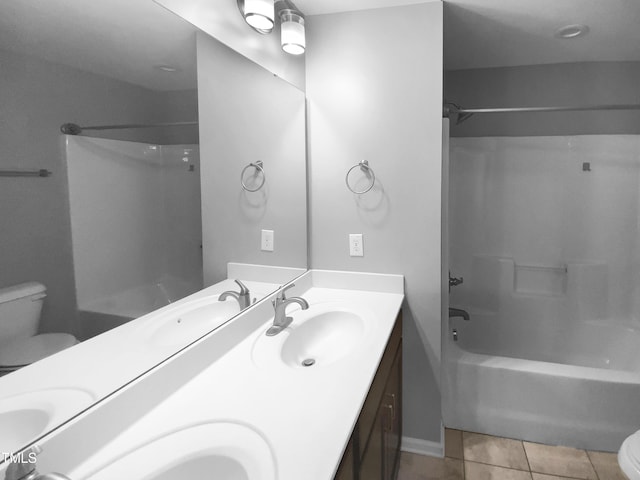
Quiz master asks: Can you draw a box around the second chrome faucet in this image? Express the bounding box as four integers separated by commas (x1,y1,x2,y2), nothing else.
218,279,252,309
266,284,309,336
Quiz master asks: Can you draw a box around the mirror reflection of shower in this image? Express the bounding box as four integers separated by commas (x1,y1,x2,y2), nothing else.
65,128,202,340
0,0,200,375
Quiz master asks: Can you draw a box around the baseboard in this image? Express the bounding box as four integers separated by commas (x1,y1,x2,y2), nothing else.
401,435,444,458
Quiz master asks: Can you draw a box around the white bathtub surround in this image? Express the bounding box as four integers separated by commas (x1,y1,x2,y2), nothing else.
80,274,199,321
446,135,640,452
450,135,640,327
8,270,404,480
443,256,640,452
65,136,203,322
443,329,640,452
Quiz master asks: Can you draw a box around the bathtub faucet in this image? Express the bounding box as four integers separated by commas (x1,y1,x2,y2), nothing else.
449,273,464,288
449,307,470,321
218,279,252,310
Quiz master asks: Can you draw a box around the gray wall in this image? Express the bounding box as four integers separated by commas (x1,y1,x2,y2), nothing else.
155,89,199,145
0,47,197,335
196,33,307,285
306,3,444,446
446,61,640,137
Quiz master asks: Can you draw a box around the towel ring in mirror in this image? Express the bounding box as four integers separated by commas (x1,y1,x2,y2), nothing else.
346,160,376,194
241,161,266,192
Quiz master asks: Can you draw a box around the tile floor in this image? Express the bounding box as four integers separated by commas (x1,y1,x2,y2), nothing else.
397,429,628,480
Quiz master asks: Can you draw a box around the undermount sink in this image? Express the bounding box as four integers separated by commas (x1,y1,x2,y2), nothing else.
144,297,240,347
0,388,95,454
81,422,275,480
252,307,369,369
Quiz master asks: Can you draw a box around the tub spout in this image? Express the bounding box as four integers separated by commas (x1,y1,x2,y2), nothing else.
449,307,470,321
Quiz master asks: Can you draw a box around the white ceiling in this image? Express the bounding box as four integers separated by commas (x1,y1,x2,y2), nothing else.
1,0,639,87
293,0,431,15
444,0,640,70
295,0,640,71
0,0,197,91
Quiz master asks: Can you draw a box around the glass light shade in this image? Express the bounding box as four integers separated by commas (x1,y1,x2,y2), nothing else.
244,0,274,32
280,11,305,55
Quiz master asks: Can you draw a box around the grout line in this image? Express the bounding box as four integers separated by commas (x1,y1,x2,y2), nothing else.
462,430,532,473
585,450,600,480
465,460,534,477
463,459,467,480
522,440,533,473
462,459,531,473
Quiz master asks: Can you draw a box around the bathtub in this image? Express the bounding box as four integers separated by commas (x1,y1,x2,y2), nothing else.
442,312,640,452
77,275,202,339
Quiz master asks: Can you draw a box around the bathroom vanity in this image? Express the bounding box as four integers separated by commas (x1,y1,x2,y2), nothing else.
0,263,302,456
335,313,402,480
0,270,404,480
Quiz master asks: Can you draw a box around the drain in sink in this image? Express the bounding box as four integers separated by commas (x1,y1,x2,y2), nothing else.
302,358,316,367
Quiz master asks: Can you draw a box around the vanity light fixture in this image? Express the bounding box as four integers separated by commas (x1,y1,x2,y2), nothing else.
280,9,305,55
237,0,306,55
238,0,275,34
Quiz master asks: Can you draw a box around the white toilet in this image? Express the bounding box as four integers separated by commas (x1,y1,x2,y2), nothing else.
0,282,78,374
620,430,640,479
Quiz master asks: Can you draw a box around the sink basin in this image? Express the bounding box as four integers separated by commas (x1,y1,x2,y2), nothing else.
252,307,369,369
0,388,95,454
81,423,275,480
144,298,240,348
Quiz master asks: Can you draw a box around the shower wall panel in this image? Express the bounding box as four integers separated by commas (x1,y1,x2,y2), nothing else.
449,135,640,325
66,136,202,317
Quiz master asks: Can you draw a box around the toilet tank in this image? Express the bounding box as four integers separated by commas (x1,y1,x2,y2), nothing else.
0,282,46,347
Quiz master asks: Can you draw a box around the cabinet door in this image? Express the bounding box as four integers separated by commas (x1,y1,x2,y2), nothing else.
383,348,402,480
359,413,384,480
334,437,355,480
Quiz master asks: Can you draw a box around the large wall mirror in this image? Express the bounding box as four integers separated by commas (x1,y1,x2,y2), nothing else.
0,0,307,458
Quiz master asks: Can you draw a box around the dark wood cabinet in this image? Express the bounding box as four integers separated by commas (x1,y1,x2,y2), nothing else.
382,348,402,480
334,438,355,480
334,312,402,480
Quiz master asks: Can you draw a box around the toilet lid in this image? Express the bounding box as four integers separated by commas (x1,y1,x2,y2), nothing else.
0,333,78,367
620,430,640,479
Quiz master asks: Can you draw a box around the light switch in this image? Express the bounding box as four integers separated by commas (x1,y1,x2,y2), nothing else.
349,234,364,257
261,229,274,252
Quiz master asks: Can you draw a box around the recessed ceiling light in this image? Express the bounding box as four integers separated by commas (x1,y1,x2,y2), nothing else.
555,24,590,39
154,65,180,73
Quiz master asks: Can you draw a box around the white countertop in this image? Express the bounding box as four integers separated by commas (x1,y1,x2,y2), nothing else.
0,263,304,456
48,269,404,480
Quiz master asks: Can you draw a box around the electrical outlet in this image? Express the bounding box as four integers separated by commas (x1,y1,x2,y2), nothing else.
349,234,364,257
261,229,274,252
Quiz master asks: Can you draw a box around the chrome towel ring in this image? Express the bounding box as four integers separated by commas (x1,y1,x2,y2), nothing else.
241,161,266,192
346,160,376,194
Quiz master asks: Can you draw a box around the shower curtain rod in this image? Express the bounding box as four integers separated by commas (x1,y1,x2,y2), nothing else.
443,102,640,125
60,121,198,135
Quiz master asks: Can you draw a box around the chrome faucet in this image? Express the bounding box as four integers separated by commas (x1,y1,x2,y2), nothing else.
4,445,72,480
449,307,470,321
266,284,309,336
218,279,252,309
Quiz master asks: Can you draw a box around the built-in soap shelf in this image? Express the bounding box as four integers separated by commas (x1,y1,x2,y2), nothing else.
463,256,608,311
514,262,568,297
